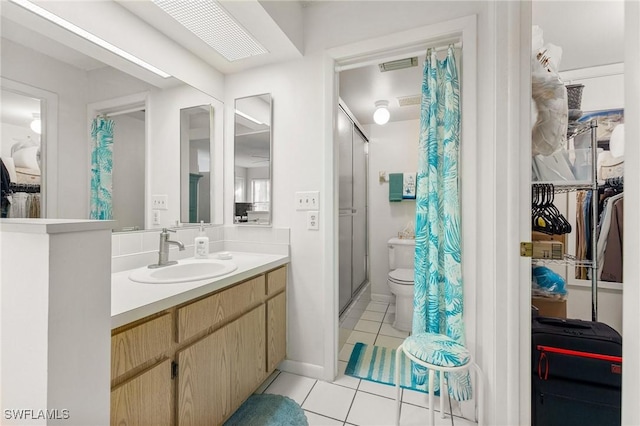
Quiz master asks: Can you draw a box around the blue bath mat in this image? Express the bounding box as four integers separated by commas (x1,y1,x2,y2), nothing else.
345,342,438,395
224,394,308,426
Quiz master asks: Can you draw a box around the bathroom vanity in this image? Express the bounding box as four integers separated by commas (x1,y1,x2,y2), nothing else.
110,255,288,426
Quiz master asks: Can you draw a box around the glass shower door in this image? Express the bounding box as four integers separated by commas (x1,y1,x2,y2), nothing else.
338,108,354,313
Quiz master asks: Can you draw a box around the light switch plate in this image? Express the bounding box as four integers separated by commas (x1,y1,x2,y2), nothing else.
307,211,319,230
295,191,320,210
152,195,168,210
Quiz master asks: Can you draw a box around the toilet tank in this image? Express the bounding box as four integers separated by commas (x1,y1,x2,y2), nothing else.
388,237,416,270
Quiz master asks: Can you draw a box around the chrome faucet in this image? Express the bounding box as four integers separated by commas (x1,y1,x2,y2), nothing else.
149,228,185,269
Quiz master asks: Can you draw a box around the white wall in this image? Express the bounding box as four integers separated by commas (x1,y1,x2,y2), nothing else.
366,119,419,300
111,114,145,232
1,38,88,219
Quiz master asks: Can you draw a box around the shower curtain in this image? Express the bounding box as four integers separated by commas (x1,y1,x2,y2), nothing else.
90,117,114,220
413,47,472,400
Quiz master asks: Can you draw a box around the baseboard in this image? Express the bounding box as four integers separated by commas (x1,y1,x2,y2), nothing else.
371,293,394,304
278,359,326,381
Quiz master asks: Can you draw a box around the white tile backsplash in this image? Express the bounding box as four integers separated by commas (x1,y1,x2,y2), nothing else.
111,226,289,273
111,234,120,256
119,232,143,255
142,231,160,252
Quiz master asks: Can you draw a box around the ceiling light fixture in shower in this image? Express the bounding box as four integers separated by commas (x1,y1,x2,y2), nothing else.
373,100,390,125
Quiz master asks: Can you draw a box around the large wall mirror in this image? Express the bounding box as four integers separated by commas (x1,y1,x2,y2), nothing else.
1,3,224,231
234,94,272,225
180,105,213,224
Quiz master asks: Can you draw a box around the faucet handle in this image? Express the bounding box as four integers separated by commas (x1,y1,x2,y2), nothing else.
161,228,176,233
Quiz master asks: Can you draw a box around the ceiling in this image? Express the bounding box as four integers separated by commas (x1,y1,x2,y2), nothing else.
1,1,625,131
339,0,624,128
1,89,41,128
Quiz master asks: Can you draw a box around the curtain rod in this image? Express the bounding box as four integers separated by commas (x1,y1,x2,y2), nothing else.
336,41,462,72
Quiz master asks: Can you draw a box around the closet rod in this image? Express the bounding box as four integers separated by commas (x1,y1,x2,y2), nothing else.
336,41,462,72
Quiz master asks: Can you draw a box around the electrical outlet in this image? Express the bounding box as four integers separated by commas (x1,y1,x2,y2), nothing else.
307,211,319,230
152,210,161,225
152,195,168,210
295,191,320,211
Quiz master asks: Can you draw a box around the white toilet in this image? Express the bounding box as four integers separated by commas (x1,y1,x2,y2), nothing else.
387,237,416,332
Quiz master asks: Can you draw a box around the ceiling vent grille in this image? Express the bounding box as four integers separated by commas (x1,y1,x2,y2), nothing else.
378,57,418,72
397,95,422,107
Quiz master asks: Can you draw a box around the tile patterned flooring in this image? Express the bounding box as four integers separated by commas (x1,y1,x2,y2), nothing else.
254,286,476,426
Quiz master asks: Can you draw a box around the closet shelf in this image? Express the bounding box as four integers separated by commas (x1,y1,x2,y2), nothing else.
532,253,594,268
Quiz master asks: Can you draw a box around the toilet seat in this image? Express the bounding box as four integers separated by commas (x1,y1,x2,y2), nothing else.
388,268,414,285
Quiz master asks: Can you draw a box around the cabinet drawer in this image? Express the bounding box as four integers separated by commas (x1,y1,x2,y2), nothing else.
267,266,287,296
177,275,265,343
111,313,172,380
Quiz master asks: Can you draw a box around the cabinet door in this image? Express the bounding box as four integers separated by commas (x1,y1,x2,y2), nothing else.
267,292,286,373
111,359,172,426
229,305,266,411
177,327,232,426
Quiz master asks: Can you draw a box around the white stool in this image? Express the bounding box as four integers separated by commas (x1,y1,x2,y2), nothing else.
394,333,484,425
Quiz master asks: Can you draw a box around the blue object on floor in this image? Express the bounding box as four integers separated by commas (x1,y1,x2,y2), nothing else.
224,394,308,426
345,342,439,395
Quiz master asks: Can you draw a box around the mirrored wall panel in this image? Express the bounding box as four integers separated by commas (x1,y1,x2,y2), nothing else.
234,94,272,225
1,3,225,231
180,105,213,224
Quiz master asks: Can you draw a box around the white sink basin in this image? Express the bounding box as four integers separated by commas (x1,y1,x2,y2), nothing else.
129,259,238,284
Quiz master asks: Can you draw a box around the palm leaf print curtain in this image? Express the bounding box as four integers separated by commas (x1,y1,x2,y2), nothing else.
90,117,114,220
413,47,471,400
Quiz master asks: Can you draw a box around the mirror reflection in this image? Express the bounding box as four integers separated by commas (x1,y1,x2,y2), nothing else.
0,89,43,219
1,10,224,231
234,94,272,225
180,105,212,224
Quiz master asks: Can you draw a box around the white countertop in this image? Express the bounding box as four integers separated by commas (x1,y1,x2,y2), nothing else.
112,251,289,329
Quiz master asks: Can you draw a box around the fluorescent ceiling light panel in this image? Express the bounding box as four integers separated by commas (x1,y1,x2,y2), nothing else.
9,0,171,78
153,0,268,62
235,110,263,125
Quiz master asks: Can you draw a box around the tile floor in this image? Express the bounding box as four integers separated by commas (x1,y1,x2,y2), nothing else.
254,286,476,426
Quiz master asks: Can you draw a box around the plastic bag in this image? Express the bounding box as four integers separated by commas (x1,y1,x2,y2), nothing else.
531,26,568,156
531,59,568,156
532,266,567,299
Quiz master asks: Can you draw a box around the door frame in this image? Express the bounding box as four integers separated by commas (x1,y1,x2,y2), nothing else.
322,12,479,414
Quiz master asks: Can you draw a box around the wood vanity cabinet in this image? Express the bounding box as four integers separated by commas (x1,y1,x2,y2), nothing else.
110,265,287,426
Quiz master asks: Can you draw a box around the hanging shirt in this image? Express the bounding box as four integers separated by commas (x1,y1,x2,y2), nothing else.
601,197,623,283
596,192,624,278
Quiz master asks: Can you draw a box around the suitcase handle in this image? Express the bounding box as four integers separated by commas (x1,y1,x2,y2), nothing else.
536,317,591,329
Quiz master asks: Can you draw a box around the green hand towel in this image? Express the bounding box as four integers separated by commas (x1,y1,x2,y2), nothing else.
389,173,403,202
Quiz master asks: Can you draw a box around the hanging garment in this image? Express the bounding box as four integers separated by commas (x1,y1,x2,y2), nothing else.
575,192,587,280
1,158,11,218
596,192,624,277
28,193,41,218
601,197,623,283
413,46,471,401
8,192,29,218
90,117,114,220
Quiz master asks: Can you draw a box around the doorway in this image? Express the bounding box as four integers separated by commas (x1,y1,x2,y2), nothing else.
325,14,478,419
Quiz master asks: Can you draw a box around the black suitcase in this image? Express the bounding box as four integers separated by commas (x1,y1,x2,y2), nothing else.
532,316,622,426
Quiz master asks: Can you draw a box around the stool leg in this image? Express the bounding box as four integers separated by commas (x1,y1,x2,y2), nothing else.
440,371,445,418
429,369,435,425
395,345,403,426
